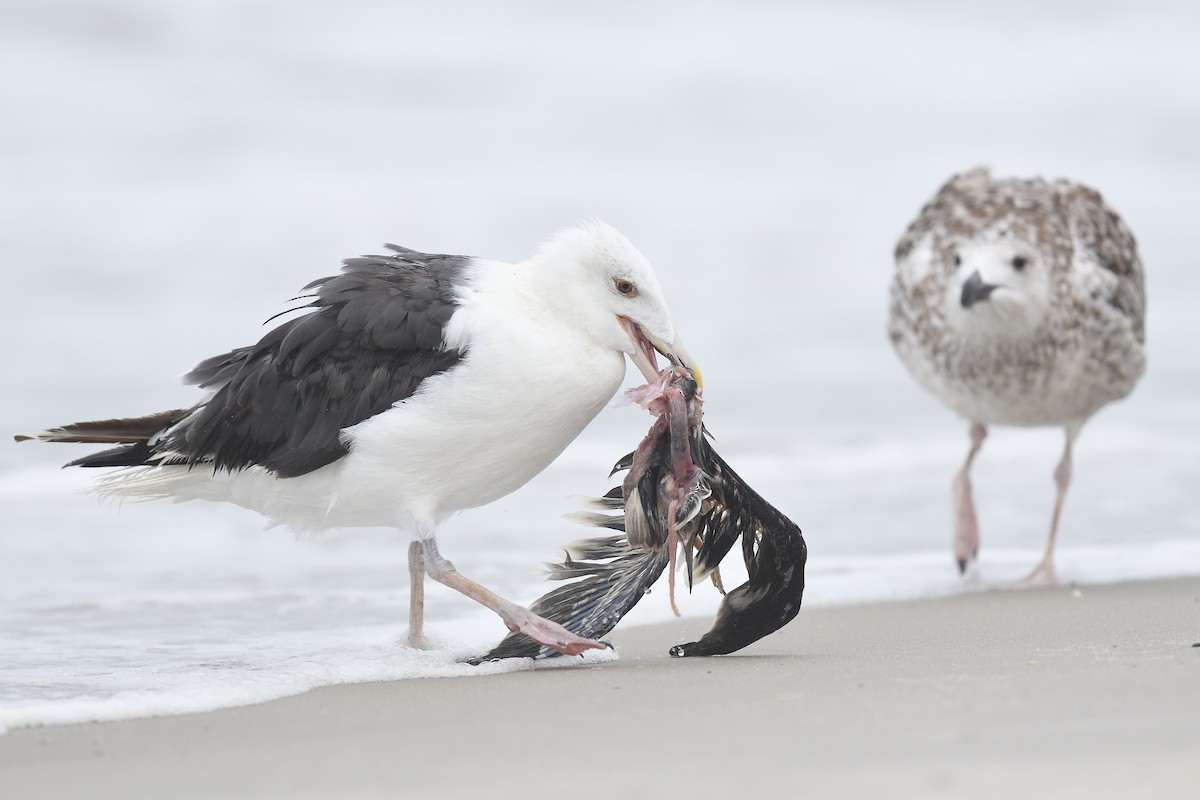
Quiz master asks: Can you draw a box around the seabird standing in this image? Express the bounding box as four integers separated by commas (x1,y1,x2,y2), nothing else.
888,168,1146,582
16,222,699,654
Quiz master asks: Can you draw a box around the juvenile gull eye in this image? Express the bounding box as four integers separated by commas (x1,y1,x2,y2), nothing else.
614,278,638,297
1012,256,1027,270
953,254,962,267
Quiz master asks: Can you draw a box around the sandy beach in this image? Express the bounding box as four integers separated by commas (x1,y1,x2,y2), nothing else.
2,576,1197,799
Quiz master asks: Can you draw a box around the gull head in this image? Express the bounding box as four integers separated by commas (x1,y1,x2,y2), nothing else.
944,233,1056,340
530,222,701,387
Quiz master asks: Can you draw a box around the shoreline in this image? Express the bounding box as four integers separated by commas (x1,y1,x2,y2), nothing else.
2,576,1198,799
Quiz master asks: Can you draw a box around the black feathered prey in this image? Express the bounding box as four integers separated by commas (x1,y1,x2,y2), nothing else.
478,370,806,661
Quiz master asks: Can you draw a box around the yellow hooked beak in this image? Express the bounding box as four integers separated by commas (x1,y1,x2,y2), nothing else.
617,316,703,390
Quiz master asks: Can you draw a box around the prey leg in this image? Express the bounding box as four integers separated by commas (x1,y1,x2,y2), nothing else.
407,540,427,649
661,374,701,617
1023,426,1078,586
665,498,681,617
709,565,726,595
952,422,987,574
421,539,610,656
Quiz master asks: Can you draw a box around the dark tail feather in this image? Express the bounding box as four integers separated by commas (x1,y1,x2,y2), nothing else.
14,409,189,444
14,409,191,469
65,443,161,468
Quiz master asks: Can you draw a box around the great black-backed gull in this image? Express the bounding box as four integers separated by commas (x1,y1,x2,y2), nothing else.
16,222,699,654
888,168,1146,582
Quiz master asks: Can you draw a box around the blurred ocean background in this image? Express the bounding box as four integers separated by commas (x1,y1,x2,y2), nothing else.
2,0,1198,730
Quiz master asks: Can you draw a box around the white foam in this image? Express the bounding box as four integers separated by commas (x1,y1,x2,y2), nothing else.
0,620,618,733
4,530,1196,734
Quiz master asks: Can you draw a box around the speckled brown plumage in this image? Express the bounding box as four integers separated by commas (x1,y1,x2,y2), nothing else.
890,167,1144,426
888,167,1146,580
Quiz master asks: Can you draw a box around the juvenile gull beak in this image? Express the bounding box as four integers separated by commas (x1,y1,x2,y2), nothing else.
960,270,998,309
617,316,703,389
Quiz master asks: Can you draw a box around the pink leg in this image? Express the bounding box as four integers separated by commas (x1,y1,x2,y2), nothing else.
665,498,681,618
407,540,427,649
1024,427,1078,585
421,539,611,656
952,422,987,574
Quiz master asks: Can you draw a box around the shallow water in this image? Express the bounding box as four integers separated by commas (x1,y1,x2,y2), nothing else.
2,0,1198,730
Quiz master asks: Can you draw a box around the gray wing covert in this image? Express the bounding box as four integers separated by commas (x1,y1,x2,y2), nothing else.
1064,185,1146,341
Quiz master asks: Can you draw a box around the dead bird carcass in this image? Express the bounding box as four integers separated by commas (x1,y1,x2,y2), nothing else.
478,368,806,661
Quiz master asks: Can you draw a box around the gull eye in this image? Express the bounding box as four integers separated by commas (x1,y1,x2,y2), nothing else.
1012,256,1027,271
614,278,638,297
953,254,962,267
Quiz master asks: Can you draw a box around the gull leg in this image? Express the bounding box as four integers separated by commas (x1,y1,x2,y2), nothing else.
1024,426,1078,586
407,540,427,649
421,539,610,657
952,422,987,574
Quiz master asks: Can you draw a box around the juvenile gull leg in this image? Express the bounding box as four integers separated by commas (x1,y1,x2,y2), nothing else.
952,422,987,574
1024,425,1079,585
407,540,427,649
419,538,610,656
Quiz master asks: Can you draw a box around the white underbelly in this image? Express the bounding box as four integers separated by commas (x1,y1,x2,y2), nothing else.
898,339,1141,428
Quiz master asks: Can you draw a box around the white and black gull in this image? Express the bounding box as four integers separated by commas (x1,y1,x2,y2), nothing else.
888,168,1146,583
16,222,699,655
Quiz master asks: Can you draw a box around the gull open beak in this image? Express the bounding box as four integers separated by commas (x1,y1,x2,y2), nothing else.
616,316,703,390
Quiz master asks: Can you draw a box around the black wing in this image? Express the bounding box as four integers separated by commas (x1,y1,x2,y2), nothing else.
670,444,807,657
473,530,669,663
476,436,807,662
163,246,470,477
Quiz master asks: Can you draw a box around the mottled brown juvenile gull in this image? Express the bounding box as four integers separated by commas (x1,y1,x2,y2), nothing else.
16,222,699,654
888,168,1146,583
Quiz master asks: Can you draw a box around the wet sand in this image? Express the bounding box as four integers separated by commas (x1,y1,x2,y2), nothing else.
2,577,1197,799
